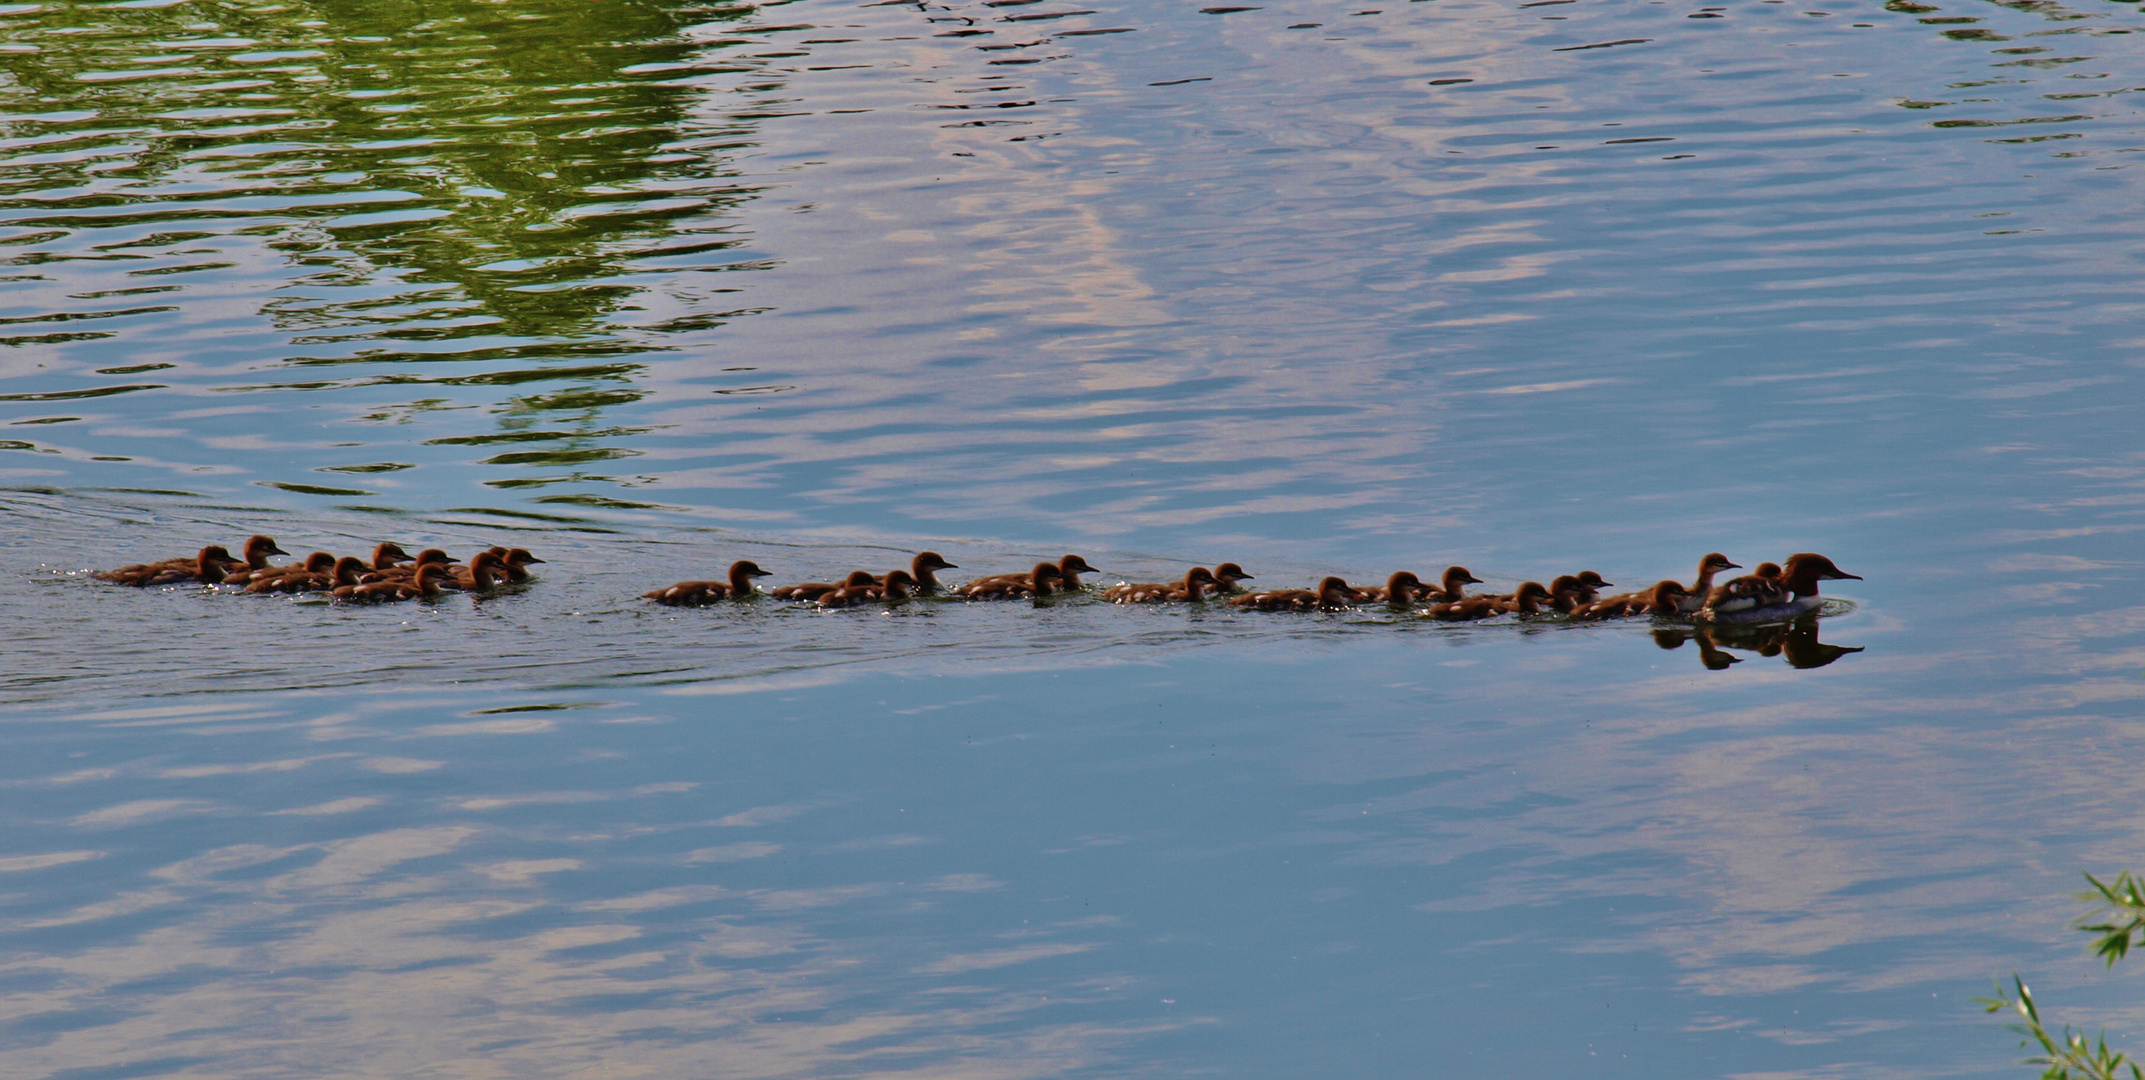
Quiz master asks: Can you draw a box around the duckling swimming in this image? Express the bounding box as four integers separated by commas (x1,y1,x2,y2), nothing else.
1431,579,1548,621
1210,562,1254,594
822,569,921,607
878,552,957,595
959,562,1067,600
242,552,337,593
773,570,878,602
1672,552,1742,615
1421,566,1485,604
334,562,449,603
369,542,414,572
361,548,451,584
443,550,508,592
486,547,544,583
1346,571,1429,605
1575,580,1688,620
1230,576,1356,611
225,535,291,576
96,544,239,587
962,555,1097,595
1104,566,1220,604
644,560,773,606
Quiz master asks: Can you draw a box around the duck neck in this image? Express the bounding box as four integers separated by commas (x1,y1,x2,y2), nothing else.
1691,561,1721,595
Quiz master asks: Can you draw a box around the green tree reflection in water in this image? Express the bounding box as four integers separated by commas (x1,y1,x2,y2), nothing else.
1983,871,2145,1080
0,0,788,496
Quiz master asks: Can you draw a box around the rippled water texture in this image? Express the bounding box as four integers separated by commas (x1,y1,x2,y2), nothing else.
4,0,2145,1075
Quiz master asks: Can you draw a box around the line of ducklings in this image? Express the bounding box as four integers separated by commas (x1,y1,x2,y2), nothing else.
644,550,1860,623
93,536,543,602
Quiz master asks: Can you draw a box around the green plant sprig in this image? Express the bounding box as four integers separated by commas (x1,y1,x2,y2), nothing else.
1979,975,2142,1080
2078,871,2145,969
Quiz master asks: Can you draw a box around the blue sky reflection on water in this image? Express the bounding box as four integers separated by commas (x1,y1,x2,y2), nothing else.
3,0,2145,1074
1,631,2141,1079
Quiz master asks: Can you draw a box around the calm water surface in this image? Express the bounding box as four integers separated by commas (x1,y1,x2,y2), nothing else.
4,0,2145,1075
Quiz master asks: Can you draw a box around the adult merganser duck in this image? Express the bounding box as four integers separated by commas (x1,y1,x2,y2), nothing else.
1211,563,1254,594
822,569,921,607
644,560,773,606
1229,576,1355,611
1421,566,1484,604
877,552,957,595
1700,553,1858,621
959,562,1066,600
1104,566,1220,603
1575,580,1688,620
773,570,879,602
1347,571,1428,605
1672,552,1742,614
96,544,239,586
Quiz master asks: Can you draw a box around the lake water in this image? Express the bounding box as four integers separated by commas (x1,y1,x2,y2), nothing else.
4,0,2145,1074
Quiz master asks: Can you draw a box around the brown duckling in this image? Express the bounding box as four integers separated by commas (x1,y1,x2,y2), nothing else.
959,562,1067,600
773,570,879,602
1672,552,1742,615
823,569,920,607
963,555,1098,593
232,550,335,587
96,544,239,587
1431,579,1546,621
243,552,336,593
361,548,451,584
493,549,544,584
643,560,773,606
1104,566,1220,604
443,550,508,592
369,541,414,572
1347,571,1429,605
1495,580,1557,615
334,562,448,603
1699,560,1786,618
1570,570,1612,604
1230,576,1356,612
223,535,291,576
1575,580,1689,620
1211,562,1254,594
481,546,544,583
1421,565,1485,604
877,551,957,595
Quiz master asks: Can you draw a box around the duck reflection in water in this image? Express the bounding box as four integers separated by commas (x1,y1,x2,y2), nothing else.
1652,614,1864,670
